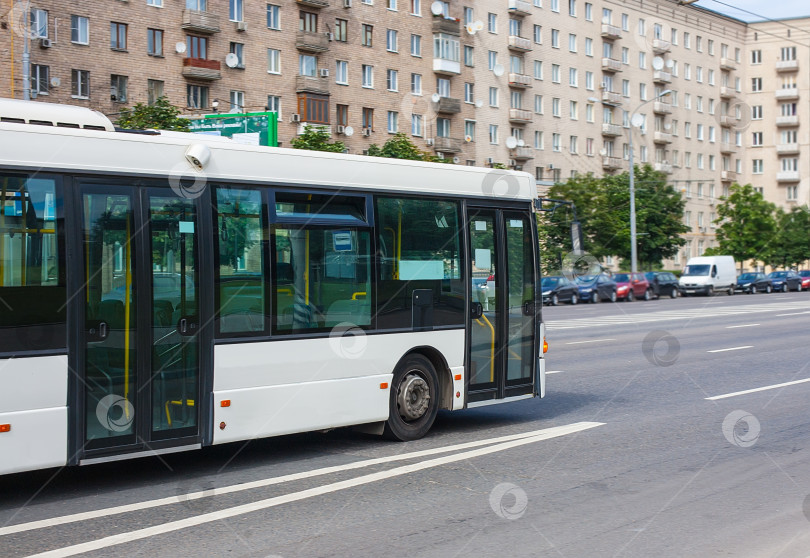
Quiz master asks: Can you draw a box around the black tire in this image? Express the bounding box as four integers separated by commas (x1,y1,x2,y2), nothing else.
670,287,678,299
644,289,652,301
766,284,772,293
383,354,439,441
751,286,757,294
570,293,578,305
706,286,714,296
783,284,789,293
626,290,634,302
551,293,559,306
610,290,617,303
592,291,600,304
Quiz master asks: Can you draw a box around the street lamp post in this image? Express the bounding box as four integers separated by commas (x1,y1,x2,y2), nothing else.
628,89,672,273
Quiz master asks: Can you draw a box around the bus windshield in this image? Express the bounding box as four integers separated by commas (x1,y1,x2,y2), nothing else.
682,265,710,276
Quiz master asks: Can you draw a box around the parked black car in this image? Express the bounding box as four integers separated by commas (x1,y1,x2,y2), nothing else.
644,271,680,299
735,272,772,294
767,270,803,292
575,273,617,303
541,276,579,305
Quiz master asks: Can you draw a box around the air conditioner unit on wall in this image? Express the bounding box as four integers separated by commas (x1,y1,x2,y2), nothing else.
425,138,434,146
291,113,301,122
344,0,352,7
236,21,247,31
336,125,346,134
326,32,334,41
320,68,330,78
39,38,52,48
362,128,371,136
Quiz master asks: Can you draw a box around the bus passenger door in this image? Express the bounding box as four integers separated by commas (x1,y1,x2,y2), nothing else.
467,207,537,404
76,185,203,458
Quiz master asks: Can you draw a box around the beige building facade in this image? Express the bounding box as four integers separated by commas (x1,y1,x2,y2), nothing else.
1,0,807,269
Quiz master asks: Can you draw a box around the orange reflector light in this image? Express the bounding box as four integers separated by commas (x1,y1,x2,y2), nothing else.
380,382,389,389
0,424,10,433
221,400,231,407
454,374,462,381
543,338,548,353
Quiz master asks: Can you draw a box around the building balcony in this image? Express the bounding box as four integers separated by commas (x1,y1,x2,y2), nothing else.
776,115,800,126
600,24,621,40
508,73,532,87
601,123,623,136
433,58,461,75
775,88,800,100
295,75,330,95
720,142,737,154
512,146,534,160
602,156,622,170
432,17,461,35
653,131,672,144
719,57,737,71
721,170,737,182
435,96,461,114
720,86,736,99
777,170,801,182
719,115,737,127
654,162,673,174
296,30,330,53
434,136,463,153
776,59,799,72
508,108,533,123
653,70,672,84
181,58,221,80
776,143,800,154
508,35,532,52
653,101,672,114
652,39,671,54
296,0,330,8
507,0,533,16
181,10,221,34
602,91,622,105
601,58,622,72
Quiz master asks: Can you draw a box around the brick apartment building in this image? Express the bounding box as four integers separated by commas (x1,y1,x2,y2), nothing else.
1,0,808,269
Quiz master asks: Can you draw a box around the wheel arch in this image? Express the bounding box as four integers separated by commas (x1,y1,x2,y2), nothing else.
396,346,454,411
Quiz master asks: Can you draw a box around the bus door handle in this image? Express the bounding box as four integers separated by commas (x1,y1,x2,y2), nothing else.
470,302,483,320
522,301,535,316
87,320,108,342
177,316,198,336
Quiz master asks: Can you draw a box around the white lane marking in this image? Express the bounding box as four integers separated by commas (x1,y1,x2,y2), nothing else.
565,338,616,345
546,370,564,374
776,311,810,317
707,346,753,353
24,422,604,558
2,425,578,537
706,378,810,400
725,324,760,329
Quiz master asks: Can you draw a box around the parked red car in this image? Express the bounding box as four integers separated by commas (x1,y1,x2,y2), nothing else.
612,272,652,301
799,270,810,290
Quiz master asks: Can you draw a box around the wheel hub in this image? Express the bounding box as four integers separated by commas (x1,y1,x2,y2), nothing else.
397,373,430,421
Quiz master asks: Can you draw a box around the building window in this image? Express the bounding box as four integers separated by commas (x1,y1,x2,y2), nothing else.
489,124,498,144
336,104,347,126
187,84,209,109
110,74,127,102
387,29,398,51
300,11,318,32
298,94,330,124
489,87,498,107
465,120,475,140
387,69,398,91
412,114,423,136
188,35,208,59
361,65,374,88
335,18,347,41
148,29,164,56
411,34,422,56
551,29,559,48
267,5,281,30
437,117,450,137
533,24,542,44
434,33,460,62
147,79,164,105
299,54,317,77
30,9,48,38
31,64,49,95
229,42,244,67
229,90,245,112
464,45,474,66
362,24,373,47
464,82,473,103
336,60,348,84
752,159,763,174
534,60,543,79
230,0,243,21
488,13,497,33
71,15,89,45
71,69,90,98
110,22,127,50
267,48,281,74
751,77,762,92
411,73,422,94
387,111,398,133
411,0,421,16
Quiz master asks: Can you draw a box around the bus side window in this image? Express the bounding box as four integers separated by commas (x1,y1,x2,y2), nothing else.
0,174,66,354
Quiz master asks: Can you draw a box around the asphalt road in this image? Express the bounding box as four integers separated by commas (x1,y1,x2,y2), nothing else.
2,291,810,558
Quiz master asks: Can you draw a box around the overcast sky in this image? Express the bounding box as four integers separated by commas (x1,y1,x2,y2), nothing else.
693,0,810,22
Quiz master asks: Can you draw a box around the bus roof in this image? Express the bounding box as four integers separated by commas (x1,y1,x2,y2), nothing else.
0,100,536,203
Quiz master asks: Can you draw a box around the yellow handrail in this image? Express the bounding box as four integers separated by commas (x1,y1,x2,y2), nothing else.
351,291,367,300
480,314,496,382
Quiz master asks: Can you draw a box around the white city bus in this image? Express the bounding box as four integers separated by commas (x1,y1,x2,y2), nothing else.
0,98,545,475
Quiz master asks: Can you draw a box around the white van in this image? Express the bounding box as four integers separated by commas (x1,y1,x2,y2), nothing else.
678,256,737,296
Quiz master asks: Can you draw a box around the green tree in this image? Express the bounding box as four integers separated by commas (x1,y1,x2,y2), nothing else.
116,96,190,131
713,183,777,273
367,133,453,163
290,124,347,153
763,206,810,269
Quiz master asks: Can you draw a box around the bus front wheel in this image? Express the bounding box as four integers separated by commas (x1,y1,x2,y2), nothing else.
383,354,439,441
